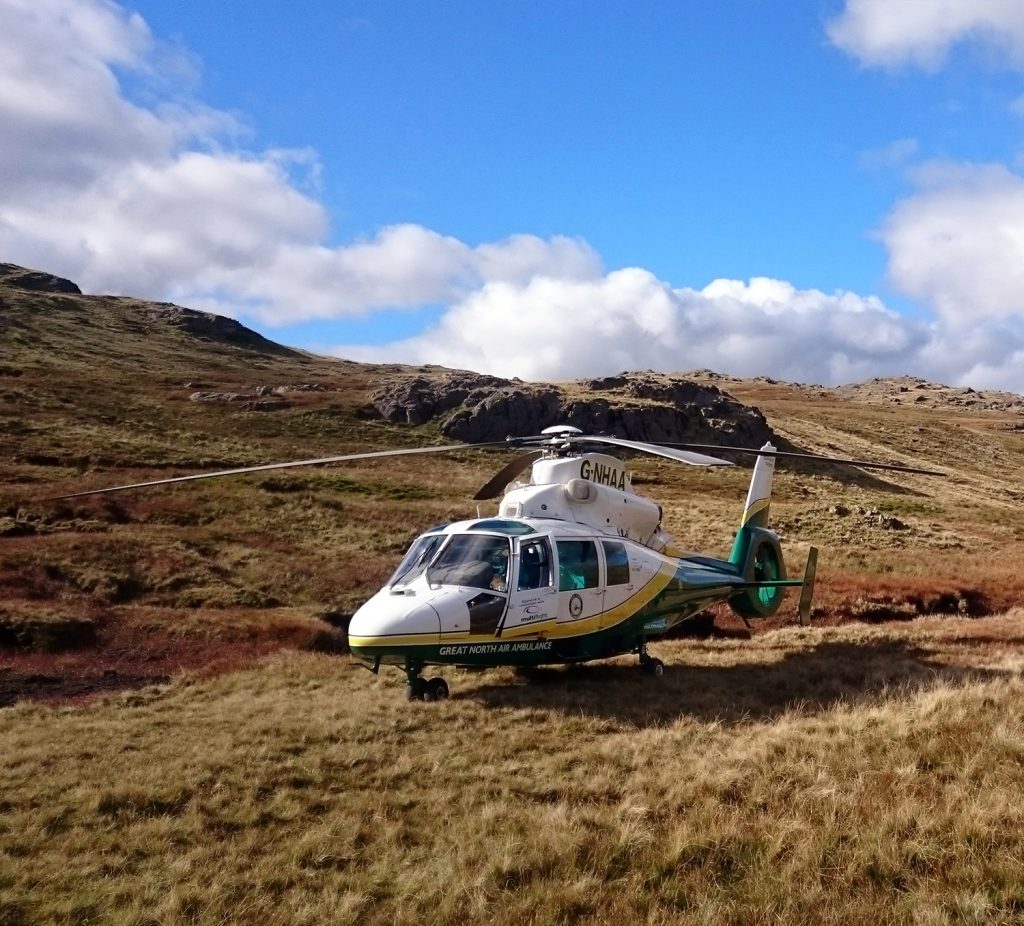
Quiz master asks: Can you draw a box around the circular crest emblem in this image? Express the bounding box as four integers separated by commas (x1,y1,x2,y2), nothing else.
569,593,583,618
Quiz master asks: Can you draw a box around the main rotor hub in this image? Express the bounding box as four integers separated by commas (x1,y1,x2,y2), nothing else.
539,424,584,457
539,425,583,437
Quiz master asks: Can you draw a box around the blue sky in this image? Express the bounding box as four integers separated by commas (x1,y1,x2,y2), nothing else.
5,1,1024,388
131,2,903,291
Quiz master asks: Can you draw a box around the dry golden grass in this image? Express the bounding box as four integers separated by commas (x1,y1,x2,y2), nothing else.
4,615,1024,925
8,274,1024,923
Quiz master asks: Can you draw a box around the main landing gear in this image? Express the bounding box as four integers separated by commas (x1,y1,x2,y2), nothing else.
404,665,449,702
636,642,664,678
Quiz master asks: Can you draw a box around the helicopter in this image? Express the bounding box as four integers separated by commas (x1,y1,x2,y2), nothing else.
55,425,941,702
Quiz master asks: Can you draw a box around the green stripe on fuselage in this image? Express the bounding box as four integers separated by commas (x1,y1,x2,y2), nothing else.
350,555,747,671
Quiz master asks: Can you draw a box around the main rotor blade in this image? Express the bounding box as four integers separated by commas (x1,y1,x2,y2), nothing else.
571,435,734,467
660,442,944,476
50,441,511,500
473,449,545,500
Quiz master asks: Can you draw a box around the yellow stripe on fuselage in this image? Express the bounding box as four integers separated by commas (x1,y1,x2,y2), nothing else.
349,558,678,650
499,618,557,639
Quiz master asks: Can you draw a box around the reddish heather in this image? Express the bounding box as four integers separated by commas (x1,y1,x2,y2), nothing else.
0,608,344,707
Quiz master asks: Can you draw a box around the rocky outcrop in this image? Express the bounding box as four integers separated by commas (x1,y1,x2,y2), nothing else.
370,370,775,446
371,373,512,427
444,386,563,441
835,376,1024,414
187,383,331,412
188,392,289,411
0,263,82,294
148,304,302,356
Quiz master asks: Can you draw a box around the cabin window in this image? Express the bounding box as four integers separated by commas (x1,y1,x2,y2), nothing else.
557,540,600,590
389,533,446,586
427,534,511,590
468,518,537,536
602,540,630,586
517,538,552,591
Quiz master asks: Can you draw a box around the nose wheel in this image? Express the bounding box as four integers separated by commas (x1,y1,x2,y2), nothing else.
423,677,449,701
404,667,449,702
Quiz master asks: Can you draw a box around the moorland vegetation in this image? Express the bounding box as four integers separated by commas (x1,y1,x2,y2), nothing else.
3,264,1024,923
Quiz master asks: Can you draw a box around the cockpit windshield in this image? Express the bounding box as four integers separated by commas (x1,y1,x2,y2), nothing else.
388,533,446,587
426,534,512,591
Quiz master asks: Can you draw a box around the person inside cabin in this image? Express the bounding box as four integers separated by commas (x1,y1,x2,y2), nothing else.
489,546,509,592
557,540,600,591
427,534,508,589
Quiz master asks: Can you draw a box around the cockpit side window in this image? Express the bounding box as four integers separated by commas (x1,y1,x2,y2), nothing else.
601,540,630,585
517,538,552,591
427,534,511,591
388,533,446,586
557,540,600,590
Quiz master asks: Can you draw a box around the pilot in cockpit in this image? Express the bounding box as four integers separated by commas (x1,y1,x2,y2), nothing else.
489,546,509,592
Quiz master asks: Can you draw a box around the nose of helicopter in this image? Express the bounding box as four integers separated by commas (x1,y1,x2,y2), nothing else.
347,590,442,659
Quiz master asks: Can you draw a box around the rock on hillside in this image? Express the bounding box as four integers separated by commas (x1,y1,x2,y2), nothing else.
0,263,81,294
146,304,302,356
371,370,775,445
835,376,1024,414
0,262,301,359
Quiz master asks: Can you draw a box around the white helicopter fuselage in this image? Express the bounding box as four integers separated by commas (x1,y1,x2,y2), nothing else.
347,450,789,672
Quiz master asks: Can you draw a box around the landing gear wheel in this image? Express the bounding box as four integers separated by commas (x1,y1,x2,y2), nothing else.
634,643,667,680
638,645,664,678
423,677,449,702
644,657,665,678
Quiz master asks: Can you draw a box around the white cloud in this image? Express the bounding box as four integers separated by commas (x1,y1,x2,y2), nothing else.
4,150,326,296
330,272,934,385
0,0,165,191
170,226,602,323
330,269,1024,391
828,0,1024,69
0,0,600,324
881,163,1024,323
826,2,1024,391
5,0,1024,393
474,233,602,286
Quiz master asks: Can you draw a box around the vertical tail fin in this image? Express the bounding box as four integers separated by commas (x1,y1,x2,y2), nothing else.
728,443,777,568
739,442,776,529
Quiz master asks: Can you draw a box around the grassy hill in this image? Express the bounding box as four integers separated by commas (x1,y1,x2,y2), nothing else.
4,259,1024,687
3,265,1024,923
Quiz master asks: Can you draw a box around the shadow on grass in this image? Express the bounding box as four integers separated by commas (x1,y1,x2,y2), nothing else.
463,638,1006,727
